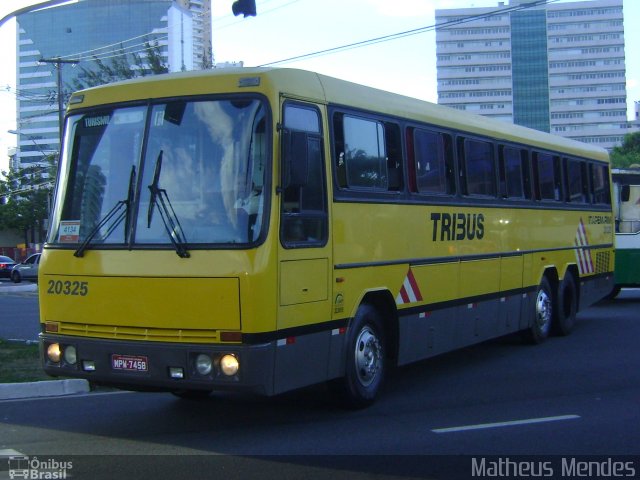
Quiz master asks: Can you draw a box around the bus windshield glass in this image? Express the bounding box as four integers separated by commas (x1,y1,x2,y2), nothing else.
49,98,268,249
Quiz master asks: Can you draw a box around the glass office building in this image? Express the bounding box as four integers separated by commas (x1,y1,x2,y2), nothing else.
15,0,212,167
436,0,635,151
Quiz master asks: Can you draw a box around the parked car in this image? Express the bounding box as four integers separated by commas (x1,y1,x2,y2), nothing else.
11,253,41,283
0,255,17,278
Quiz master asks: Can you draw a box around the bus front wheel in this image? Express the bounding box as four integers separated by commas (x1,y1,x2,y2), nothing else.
339,304,386,409
523,277,554,344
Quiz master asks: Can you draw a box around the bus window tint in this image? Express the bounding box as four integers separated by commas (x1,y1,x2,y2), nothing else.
591,163,611,204
535,152,562,201
385,123,403,191
284,105,320,133
461,138,496,197
566,159,588,203
501,146,526,199
413,129,452,195
342,115,388,190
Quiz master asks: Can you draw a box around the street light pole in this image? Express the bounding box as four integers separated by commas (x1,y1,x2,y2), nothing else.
39,57,79,143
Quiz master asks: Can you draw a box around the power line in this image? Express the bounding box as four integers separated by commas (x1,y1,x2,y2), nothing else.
78,37,168,63
57,31,167,61
258,0,562,67
55,5,212,62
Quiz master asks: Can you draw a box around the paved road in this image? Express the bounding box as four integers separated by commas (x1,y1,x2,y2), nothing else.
0,279,39,341
1,290,639,479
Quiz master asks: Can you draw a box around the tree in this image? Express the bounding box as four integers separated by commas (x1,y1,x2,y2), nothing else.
70,39,168,90
0,158,56,246
610,131,640,168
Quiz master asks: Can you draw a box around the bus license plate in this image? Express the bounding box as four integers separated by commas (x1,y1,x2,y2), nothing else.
111,354,148,372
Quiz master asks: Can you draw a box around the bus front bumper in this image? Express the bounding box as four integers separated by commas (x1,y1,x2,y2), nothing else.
39,334,275,396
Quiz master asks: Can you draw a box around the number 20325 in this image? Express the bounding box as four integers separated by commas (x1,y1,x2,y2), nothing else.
47,280,89,296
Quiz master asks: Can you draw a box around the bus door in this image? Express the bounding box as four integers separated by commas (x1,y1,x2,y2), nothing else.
275,101,332,392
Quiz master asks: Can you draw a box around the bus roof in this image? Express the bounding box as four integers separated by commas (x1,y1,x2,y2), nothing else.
69,67,609,162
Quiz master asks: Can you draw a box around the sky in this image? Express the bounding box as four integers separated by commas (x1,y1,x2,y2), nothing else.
0,0,638,175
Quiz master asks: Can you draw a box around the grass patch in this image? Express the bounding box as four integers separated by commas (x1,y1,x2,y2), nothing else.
0,338,51,383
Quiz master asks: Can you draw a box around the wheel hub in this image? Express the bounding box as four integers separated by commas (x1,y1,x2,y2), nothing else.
354,326,382,387
535,289,552,333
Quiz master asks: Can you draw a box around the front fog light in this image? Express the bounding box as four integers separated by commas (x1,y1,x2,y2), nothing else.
220,354,239,377
64,345,77,365
47,343,62,363
195,354,212,375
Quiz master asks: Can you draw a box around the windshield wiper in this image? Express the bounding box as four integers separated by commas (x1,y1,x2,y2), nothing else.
147,150,190,258
74,165,136,258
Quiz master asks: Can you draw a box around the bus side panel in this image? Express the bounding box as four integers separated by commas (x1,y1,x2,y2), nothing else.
499,255,524,333
455,258,500,346
396,262,458,365
396,259,523,366
273,330,334,394
397,309,456,365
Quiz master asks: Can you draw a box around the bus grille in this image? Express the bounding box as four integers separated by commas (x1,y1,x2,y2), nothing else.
595,251,610,274
57,322,219,343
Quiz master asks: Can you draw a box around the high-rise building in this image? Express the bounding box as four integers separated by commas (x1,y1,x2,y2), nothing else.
436,0,636,151
15,0,212,168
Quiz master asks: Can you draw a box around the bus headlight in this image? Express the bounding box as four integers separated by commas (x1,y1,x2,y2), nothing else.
63,345,77,365
47,343,62,363
195,354,212,376
220,354,239,377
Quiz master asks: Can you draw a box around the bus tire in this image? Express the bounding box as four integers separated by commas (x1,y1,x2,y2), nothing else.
339,304,386,409
554,273,577,336
523,276,554,344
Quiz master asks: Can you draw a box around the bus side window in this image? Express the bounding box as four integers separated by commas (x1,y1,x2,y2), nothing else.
590,163,611,205
534,152,562,201
281,103,327,247
499,146,527,199
336,113,389,191
385,122,403,191
564,158,588,203
333,113,347,188
410,128,454,195
459,137,496,197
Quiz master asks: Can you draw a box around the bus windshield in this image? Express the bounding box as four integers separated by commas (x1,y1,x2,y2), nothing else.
49,97,269,250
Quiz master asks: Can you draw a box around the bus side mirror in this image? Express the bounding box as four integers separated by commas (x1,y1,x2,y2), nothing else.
621,184,630,202
281,129,309,188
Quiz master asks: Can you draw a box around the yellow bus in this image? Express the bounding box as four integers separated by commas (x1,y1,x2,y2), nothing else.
40,68,614,407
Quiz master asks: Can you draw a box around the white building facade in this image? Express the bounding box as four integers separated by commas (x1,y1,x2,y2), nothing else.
15,0,212,169
436,0,636,151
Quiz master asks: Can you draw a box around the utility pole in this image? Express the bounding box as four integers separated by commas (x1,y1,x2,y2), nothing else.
39,57,80,143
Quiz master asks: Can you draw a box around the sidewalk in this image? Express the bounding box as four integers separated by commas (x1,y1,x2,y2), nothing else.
0,379,90,400
0,280,89,400
0,280,38,294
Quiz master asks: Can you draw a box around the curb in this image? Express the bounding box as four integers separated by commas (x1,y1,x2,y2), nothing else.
0,283,38,294
0,379,90,400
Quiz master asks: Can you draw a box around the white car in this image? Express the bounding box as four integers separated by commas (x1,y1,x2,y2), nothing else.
11,253,40,283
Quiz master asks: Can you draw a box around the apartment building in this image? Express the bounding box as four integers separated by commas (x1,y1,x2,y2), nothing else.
15,0,212,168
436,0,635,150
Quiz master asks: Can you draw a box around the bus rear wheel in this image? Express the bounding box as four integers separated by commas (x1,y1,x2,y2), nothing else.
523,276,554,344
338,304,386,409
554,273,577,336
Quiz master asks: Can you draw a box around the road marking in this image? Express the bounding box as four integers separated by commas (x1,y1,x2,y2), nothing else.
432,414,581,433
0,449,25,456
